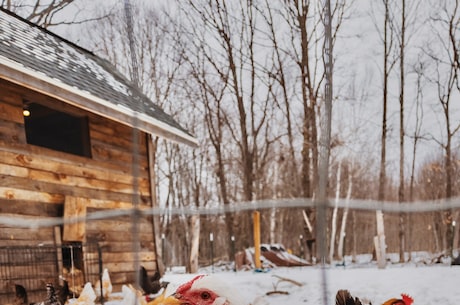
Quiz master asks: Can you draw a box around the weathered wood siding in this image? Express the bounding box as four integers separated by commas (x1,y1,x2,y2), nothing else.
0,79,157,290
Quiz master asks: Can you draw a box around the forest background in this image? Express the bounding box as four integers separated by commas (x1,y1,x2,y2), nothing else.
2,0,460,272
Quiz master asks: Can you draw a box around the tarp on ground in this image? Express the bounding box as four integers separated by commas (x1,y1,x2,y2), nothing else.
235,244,310,270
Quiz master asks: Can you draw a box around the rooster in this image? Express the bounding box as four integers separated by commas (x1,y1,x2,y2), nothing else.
335,289,414,305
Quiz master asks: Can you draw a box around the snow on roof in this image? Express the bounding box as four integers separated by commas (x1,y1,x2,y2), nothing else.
0,8,197,146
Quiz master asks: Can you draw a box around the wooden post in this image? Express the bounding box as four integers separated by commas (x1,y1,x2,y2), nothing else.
253,211,261,269
210,233,214,273
375,210,387,269
63,196,87,242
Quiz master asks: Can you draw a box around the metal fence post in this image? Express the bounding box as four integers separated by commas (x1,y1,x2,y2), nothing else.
97,244,104,305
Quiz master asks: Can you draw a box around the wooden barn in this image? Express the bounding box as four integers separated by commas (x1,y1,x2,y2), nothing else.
0,8,196,302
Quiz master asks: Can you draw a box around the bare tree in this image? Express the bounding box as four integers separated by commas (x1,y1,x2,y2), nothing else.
425,0,460,257
1,0,109,28
397,0,407,263
372,0,399,269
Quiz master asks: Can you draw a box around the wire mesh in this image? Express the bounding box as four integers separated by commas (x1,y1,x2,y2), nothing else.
0,243,102,304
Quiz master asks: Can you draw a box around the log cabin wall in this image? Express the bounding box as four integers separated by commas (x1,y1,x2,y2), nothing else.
0,78,157,291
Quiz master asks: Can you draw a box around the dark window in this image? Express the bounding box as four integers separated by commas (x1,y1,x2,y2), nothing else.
62,242,84,271
23,101,92,157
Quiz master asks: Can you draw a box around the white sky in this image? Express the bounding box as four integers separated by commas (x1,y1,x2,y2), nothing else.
26,0,460,179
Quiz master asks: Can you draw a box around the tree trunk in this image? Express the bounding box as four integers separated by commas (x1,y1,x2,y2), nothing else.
398,0,406,263
338,167,353,261
376,0,393,269
189,215,200,273
453,211,460,256
329,164,341,263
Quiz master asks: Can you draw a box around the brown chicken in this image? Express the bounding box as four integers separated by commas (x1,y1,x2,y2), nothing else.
335,289,414,305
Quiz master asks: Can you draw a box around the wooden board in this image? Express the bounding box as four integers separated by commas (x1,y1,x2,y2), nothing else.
63,196,88,242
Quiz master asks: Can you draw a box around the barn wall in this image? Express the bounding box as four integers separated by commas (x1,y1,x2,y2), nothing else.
0,79,157,291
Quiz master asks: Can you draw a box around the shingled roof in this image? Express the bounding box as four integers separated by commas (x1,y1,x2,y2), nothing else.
0,8,197,146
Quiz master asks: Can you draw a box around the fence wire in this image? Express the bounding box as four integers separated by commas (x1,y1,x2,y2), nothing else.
1,196,459,229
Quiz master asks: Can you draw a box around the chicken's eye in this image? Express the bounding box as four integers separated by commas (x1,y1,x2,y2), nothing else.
201,291,211,299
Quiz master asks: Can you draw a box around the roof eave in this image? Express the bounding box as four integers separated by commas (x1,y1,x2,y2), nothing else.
0,56,199,148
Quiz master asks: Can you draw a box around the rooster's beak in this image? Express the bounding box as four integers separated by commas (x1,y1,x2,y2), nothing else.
147,294,181,305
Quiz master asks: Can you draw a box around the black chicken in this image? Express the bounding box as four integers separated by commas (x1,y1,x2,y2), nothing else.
14,284,28,305
14,281,71,305
336,289,368,305
138,266,169,295
55,280,72,305
31,283,62,305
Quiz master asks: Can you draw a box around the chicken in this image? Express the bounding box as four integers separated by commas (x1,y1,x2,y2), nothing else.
14,284,28,305
95,268,113,299
33,283,62,305
150,274,247,305
139,266,169,295
56,279,73,305
381,294,414,305
121,284,150,305
335,289,414,305
335,289,370,305
69,282,97,305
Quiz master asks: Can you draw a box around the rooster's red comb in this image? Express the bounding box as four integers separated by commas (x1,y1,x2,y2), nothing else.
175,275,206,294
401,293,414,305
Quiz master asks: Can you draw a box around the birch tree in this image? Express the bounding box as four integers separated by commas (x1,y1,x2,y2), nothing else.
329,163,341,263
338,164,353,261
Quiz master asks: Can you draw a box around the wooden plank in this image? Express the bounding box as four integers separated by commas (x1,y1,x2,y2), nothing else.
91,140,149,169
85,218,154,233
0,199,62,216
103,261,157,274
98,241,154,253
0,186,64,203
0,150,150,186
0,102,23,123
0,162,28,177
63,196,88,242
0,82,22,106
0,225,54,241
101,251,156,263
0,140,140,177
27,167,150,195
1,176,150,204
0,148,150,195
0,120,26,143
89,121,147,153
85,230,154,243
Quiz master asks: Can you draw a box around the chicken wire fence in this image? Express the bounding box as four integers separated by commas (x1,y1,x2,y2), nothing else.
0,242,103,304
157,198,460,267
1,198,460,305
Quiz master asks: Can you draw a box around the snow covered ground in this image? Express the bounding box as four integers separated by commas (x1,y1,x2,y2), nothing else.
103,259,460,304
